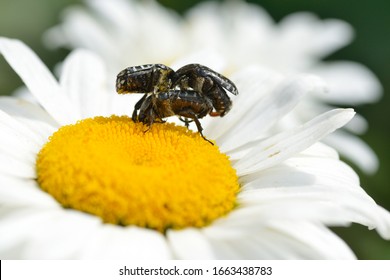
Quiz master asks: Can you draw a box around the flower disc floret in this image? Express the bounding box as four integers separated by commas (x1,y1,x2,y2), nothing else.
36,116,239,232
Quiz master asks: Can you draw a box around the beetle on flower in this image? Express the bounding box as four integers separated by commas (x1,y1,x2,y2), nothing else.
1,37,390,259
116,63,238,143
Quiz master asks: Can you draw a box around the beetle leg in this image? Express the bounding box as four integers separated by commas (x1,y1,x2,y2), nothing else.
191,114,213,145
137,95,153,124
132,94,147,121
175,108,213,145
178,117,193,128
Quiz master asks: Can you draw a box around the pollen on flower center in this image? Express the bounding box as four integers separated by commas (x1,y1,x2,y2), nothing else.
36,116,240,232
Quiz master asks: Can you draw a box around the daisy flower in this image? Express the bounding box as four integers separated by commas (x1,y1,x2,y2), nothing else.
44,0,382,174
1,37,389,259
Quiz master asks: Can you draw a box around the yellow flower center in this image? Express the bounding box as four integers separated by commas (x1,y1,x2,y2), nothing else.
36,116,239,232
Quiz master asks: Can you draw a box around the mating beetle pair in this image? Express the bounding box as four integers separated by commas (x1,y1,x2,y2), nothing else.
116,63,238,143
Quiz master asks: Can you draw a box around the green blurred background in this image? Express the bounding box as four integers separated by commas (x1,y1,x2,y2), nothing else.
0,0,389,259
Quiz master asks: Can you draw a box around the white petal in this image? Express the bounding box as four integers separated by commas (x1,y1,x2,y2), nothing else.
343,112,368,134
185,1,274,69
12,86,40,104
0,128,35,166
60,49,109,118
131,1,183,65
185,1,230,53
240,186,390,240
239,156,390,239
49,0,183,69
0,108,43,144
235,109,355,175
0,96,57,140
85,0,138,31
0,153,35,178
0,205,171,259
0,110,44,177
323,131,379,174
167,228,215,259
0,175,58,208
0,37,77,125
108,94,137,116
298,142,339,159
311,61,383,105
0,207,101,259
45,7,119,64
80,225,171,259
171,49,226,72
204,66,283,139
279,13,354,60
217,73,328,152
281,103,375,174
289,100,369,134
204,221,355,259
240,154,359,188
264,222,356,259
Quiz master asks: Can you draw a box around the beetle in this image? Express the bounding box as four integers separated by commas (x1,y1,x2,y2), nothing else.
173,64,239,117
116,63,175,95
116,63,238,143
134,90,214,144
